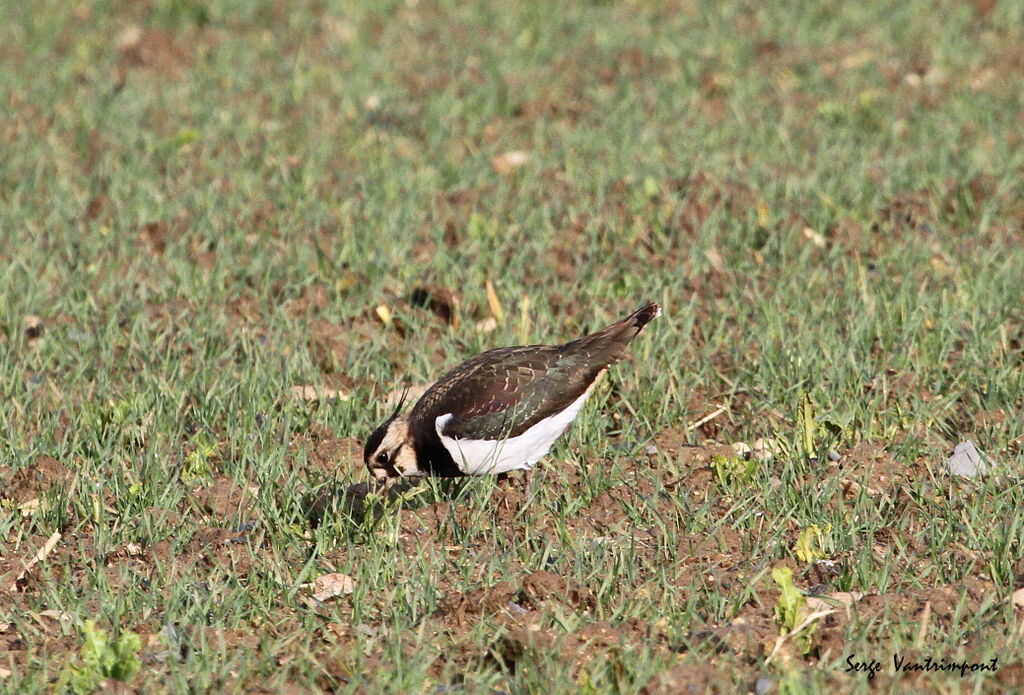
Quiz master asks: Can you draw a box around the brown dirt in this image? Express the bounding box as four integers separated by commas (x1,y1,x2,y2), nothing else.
1,455,70,504
2,393,1006,692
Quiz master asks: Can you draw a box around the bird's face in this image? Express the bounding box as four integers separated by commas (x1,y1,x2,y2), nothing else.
363,414,420,481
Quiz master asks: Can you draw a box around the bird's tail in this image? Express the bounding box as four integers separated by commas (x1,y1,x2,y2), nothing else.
565,302,661,364
622,302,661,333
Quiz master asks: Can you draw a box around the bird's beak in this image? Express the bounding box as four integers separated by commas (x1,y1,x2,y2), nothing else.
370,469,390,486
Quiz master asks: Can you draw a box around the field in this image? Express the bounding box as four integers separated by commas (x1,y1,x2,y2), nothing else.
2,0,1024,693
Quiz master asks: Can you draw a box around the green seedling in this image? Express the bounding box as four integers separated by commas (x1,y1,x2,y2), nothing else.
710,454,758,489
772,567,817,655
61,621,141,695
793,523,833,563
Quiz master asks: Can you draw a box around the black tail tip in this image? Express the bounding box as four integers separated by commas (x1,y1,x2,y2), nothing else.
632,302,661,329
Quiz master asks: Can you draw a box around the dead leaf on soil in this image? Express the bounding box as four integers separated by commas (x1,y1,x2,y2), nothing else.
731,442,752,458
766,608,836,664
0,666,10,679
321,16,356,44
751,437,779,463
305,573,355,602
475,317,498,333
806,591,865,612
37,609,73,623
290,385,350,401
839,478,888,501
801,227,826,248
116,24,144,52
490,150,529,175
1011,588,1024,609
687,404,727,431
485,279,505,321
18,498,43,517
374,304,392,326
703,246,726,274
9,531,61,592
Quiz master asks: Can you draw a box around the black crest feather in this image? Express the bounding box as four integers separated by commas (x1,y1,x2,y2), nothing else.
362,389,408,463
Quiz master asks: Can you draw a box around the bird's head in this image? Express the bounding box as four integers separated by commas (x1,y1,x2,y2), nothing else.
363,395,421,481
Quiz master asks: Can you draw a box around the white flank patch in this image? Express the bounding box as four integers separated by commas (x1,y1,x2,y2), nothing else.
436,384,597,475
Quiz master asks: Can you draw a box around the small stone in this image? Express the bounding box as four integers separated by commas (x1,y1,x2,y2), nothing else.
752,438,777,463
490,150,529,175
943,440,989,478
505,601,529,616
755,676,776,694
731,442,752,459
645,444,659,456
828,449,841,462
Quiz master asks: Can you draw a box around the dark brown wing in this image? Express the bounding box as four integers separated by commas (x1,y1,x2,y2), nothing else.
410,302,660,441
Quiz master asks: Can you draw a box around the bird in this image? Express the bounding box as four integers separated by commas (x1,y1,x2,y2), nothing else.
363,302,660,483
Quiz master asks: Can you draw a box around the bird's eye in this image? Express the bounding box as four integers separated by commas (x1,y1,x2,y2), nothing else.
375,452,389,464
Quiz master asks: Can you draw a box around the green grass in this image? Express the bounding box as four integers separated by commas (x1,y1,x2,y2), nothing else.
2,0,1024,693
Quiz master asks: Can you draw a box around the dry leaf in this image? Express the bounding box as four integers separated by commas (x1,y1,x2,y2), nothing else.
757,201,770,227
485,279,505,322
490,150,529,176
475,317,498,333
687,405,727,431
307,573,355,601
18,498,42,517
321,16,355,43
517,295,531,344
839,478,885,500
840,50,873,70
914,600,931,649
325,622,348,640
9,531,61,591
971,68,996,92
1012,588,1024,608
751,438,779,463
703,246,726,273
116,24,144,52
290,385,349,401
37,609,72,622
801,227,826,248
806,591,864,611
0,666,10,679
731,442,752,458
766,609,837,663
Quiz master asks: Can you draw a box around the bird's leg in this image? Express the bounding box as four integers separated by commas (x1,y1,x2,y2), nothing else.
495,472,514,512
520,470,533,501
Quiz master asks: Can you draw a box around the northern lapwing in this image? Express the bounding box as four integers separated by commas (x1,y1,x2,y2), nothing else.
363,302,660,483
